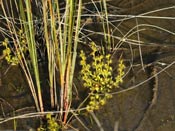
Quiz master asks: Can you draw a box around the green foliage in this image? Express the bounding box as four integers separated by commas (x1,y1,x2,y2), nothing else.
80,42,125,111
37,114,60,131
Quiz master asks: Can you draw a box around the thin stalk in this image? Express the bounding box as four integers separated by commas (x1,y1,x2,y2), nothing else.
48,0,57,109
18,0,40,111
101,0,111,51
70,0,82,104
63,0,82,123
25,0,43,112
67,0,75,55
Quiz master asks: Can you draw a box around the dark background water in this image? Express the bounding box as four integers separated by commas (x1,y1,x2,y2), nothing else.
0,0,175,130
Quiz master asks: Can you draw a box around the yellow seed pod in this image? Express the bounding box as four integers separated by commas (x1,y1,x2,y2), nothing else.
46,113,52,120
89,101,95,106
94,105,99,110
100,99,106,105
95,94,99,99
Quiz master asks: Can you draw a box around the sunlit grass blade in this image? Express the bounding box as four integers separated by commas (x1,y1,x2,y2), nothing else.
19,0,43,112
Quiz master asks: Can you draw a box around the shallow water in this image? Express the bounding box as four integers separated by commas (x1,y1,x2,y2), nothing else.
1,0,175,130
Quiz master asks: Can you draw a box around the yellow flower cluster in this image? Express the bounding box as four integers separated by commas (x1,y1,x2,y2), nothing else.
37,114,60,131
80,42,125,111
2,29,28,65
18,29,28,53
2,38,19,65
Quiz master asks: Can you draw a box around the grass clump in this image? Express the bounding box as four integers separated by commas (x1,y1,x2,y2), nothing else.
1,0,82,126
0,0,125,129
80,42,125,111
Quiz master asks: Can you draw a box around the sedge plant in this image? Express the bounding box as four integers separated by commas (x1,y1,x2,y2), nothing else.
0,0,82,127
0,0,123,129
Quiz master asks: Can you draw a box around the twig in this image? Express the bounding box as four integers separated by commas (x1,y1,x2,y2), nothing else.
0,54,5,60
112,60,175,95
71,111,91,131
114,121,119,131
136,18,145,72
89,111,104,131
